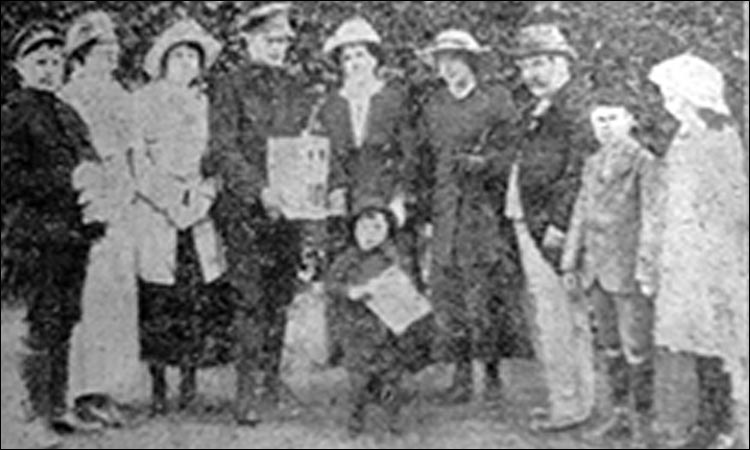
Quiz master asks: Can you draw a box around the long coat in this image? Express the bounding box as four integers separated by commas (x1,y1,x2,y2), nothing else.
421,82,532,360
205,62,315,306
560,141,661,294
1,88,99,327
318,80,417,207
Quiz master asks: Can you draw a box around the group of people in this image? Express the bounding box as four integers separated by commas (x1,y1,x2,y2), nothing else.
1,2,748,449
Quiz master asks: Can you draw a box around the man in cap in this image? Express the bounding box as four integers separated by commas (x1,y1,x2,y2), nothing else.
2,21,104,447
501,22,597,433
205,2,315,426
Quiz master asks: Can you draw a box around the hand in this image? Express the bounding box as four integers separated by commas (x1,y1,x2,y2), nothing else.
639,281,657,299
543,226,566,249
562,272,580,294
389,193,407,228
349,285,370,302
327,189,347,216
261,188,285,221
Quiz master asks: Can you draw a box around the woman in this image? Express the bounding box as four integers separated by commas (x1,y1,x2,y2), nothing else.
59,11,144,425
418,30,530,404
649,54,749,449
318,17,429,370
133,18,234,416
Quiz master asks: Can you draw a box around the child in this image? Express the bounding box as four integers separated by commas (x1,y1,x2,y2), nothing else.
325,196,425,438
1,21,103,447
560,89,660,449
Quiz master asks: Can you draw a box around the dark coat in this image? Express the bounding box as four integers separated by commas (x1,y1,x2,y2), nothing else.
1,88,100,323
318,81,417,206
205,62,315,304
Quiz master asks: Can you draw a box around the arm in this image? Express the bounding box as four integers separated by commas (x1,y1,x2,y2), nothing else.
560,161,592,273
635,153,664,295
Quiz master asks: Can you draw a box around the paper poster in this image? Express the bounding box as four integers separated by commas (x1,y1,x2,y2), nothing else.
364,266,433,336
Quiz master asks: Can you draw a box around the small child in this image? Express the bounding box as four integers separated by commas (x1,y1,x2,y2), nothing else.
560,89,660,448
325,196,423,438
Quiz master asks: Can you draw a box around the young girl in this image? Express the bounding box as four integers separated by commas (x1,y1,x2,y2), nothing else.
649,54,749,449
325,196,428,437
133,18,234,416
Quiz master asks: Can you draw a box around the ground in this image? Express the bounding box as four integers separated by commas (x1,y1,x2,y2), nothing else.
1,305,697,450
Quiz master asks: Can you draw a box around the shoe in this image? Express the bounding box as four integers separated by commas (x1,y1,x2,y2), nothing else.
51,410,104,434
23,419,62,449
530,412,590,433
75,394,126,428
236,408,262,428
584,407,633,443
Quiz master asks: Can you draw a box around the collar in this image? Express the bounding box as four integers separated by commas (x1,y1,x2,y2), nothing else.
448,75,478,101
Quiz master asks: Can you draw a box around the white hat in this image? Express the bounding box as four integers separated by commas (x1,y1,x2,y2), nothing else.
144,18,222,79
649,53,730,116
418,29,490,66
323,17,382,54
240,2,295,38
65,11,117,57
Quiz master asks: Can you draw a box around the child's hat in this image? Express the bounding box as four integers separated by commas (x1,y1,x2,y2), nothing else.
352,195,400,230
10,21,64,60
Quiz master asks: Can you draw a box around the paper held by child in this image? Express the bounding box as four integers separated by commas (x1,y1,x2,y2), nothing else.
267,135,345,220
362,265,433,336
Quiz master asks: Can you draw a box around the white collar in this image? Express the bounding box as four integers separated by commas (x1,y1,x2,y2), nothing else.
448,76,477,101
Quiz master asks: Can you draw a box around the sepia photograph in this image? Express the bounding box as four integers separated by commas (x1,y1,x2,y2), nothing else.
1,1,748,449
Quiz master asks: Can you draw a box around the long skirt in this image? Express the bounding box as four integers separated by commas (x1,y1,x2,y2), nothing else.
139,231,235,368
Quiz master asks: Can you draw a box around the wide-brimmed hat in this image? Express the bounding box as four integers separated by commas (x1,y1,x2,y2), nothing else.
65,11,117,58
418,29,491,67
144,18,222,79
239,2,295,38
500,23,578,60
323,16,382,54
10,21,65,60
649,53,730,116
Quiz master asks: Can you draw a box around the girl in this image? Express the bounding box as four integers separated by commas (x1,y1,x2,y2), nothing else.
133,18,234,416
649,54,749,450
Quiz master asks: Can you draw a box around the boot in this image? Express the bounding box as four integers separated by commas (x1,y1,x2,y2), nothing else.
347,374,371,439
179,366,198,411
631,359,657,449
484,360,503,402
380,381,406,436
235,371,261,427
438,360,473,405
149,364,168,417
585,354,632,442
668,357,734,449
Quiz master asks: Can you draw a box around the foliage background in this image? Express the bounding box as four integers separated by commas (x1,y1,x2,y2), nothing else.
1,1,748,305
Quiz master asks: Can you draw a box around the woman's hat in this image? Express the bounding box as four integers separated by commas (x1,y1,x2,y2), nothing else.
418,29,491,67
500,23,578,60
144,18,222,79
65,11,117,58
323,16,382,54
10,21,64,60
649,53,730,116
239,2,295,38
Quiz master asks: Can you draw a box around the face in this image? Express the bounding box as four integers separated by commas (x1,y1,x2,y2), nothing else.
165,44,202,85
355,212,390,252
340,43,378,81
84,41,120,78
517,54,571,99
244,31,292,68
15,44,64,93
436,52,474,88
591,106,636,145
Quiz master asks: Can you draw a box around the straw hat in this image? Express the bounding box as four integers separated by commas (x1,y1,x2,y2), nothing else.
323,16,382,54
65,11,117,58
649,53,730,116
240,2,295,38
144,18,222,79
10,21,64,60
500,23,578,60
418,29,491,67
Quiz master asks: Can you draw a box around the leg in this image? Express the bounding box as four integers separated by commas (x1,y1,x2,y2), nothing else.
149,362,167,416
585,284,633,441
234,308,263,426
347,372,371,438
179,365,198,411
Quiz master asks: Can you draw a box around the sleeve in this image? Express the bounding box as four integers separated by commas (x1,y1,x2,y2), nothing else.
206,74,265,206
548,119,590,233
485,87,523,179
324,251,354,299
560,160,592,272
393,85,420,199
318,99,349,193
635,152,665,288
409,101,438,223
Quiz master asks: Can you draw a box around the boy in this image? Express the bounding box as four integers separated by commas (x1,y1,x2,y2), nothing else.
560,89,660,449
1,21,101,448
325,196,429,438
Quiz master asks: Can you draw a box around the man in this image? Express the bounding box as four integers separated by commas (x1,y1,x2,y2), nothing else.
1,21,103,448
501,23,597,432
205,2,314,427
